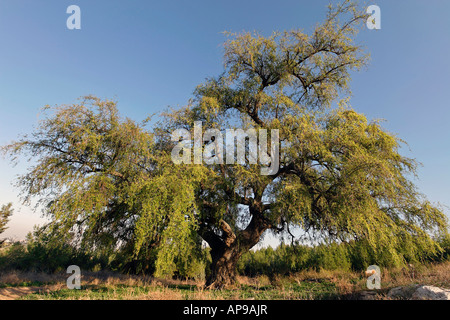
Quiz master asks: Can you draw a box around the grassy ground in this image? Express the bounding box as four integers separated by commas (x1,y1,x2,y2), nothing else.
0,261,448,300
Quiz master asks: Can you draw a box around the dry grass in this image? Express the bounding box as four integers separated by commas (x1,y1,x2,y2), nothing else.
382,261,450,288
1,261,449,300
0,271,66,286
237,260,450,299
290,261,450,298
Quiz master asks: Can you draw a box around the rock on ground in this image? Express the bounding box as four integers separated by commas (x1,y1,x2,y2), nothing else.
388,285,450,300
411,285,450,300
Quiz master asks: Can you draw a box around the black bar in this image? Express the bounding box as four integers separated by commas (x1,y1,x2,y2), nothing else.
1,300,448,319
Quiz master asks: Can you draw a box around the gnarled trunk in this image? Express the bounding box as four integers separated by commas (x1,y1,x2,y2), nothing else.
203,212,271,289
206,244,242,289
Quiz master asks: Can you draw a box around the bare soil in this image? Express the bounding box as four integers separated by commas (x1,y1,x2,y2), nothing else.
0,286,45,300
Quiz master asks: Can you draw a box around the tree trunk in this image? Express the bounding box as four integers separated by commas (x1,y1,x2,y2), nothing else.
205,244,242,289
203,213,270,289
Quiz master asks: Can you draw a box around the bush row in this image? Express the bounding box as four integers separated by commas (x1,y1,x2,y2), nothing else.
1,234,448,278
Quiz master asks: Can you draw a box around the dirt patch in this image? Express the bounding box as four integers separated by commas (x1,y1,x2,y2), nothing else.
0,287,42,300
0,285,61,300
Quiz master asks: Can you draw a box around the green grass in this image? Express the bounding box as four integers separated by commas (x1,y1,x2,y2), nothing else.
21,284,153,300
0,280,49,289
19,280,339,300
6,260,449,300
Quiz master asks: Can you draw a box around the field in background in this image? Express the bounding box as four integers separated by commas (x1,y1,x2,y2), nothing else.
0,260,449,300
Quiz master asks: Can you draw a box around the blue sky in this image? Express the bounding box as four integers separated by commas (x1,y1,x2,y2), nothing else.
1,0,449,243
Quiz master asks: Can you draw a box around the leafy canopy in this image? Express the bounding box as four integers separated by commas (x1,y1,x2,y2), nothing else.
3,96,208,275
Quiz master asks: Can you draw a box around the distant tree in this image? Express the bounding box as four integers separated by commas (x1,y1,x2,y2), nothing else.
2,1,448,288
0,203,13,241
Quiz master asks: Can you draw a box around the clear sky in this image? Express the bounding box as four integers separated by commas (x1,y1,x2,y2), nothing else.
1,0,449,243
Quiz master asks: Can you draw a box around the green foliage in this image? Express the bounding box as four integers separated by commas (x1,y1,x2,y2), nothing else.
238,243,351,276
0,226,210,281
2,96,208,278
0,203,13,236
310,243,352,271
433,234,450,262
0,232,107,273
239,236,450,276
274,107,448,259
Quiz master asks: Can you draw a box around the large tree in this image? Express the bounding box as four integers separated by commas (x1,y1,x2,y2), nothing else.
2,1,448,288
